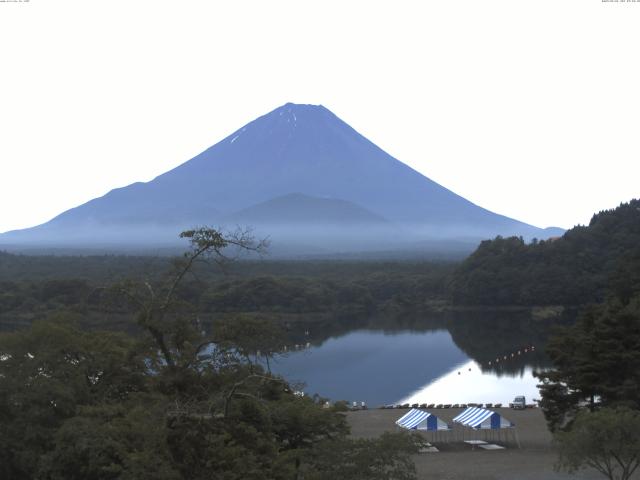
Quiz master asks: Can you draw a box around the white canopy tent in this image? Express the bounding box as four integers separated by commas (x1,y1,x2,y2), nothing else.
452,407,519,447
396,408,450,431
396,408,451,442
452,406,514,430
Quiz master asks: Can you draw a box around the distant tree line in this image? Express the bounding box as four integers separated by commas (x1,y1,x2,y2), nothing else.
450,199,640,306
0,254,454,333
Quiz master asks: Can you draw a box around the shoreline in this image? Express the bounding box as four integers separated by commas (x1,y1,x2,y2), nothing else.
346,408,607,480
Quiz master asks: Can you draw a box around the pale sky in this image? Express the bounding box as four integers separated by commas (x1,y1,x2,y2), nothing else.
1,0,639,234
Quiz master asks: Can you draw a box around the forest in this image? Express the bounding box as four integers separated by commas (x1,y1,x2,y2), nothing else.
0,229,428,480
2,200,640,479
450,199,640,306
0,251,454,334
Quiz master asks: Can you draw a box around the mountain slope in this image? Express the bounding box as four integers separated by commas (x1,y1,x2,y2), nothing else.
226,193,389,225
1,102,561,251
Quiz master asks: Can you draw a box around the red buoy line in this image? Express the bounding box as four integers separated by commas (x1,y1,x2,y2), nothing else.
486,345,536,367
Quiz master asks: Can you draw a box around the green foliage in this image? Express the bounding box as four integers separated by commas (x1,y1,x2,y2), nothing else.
302,431,422,480
214,315,287,371
0,228,422,479
450,199,640,306
555,407,640,480
201,276,374,316
166,415,284,480
270,395,349,450
537,295,640,431
331,400,351,412
0,252,453,334
38,403,180,480
0,317,419,480
0,319,148,480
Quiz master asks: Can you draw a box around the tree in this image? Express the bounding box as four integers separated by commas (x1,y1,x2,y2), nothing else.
450,199,640,307
536,294,640,431
555,407,640,480
214,314,286,372
303,431,422,480
113,227,267,372
37,403,181,480
0,318,148,480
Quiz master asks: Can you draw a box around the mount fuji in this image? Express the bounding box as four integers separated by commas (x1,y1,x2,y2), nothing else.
1,103,563,255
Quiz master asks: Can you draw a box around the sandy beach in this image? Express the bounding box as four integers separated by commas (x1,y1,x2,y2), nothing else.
346,408,617,480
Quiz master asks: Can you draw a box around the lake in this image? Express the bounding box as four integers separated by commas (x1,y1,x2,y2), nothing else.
267,314,557,406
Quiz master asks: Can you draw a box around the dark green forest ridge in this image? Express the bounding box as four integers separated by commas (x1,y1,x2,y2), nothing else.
450,199,640,306
0,256,452,333
1,199,639,336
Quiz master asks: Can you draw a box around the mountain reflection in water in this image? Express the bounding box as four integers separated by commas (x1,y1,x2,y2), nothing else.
266,312,565,406
268,330,468,406
399,360,543,406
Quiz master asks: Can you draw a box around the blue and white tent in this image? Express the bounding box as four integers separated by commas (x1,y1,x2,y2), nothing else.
396,409,450,431
452,407,514,430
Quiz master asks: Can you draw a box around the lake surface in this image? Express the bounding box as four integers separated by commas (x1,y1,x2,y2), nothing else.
267,325,548,406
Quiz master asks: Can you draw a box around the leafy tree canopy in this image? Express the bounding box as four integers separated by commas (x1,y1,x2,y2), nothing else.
0,228,422,480
555,407,640,480
450,199,640,306
536,294,640,431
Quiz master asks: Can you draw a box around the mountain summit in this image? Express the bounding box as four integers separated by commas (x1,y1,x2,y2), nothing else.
1,103,562,254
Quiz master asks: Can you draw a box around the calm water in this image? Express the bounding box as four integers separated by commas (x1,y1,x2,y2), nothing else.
268,327,547,406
